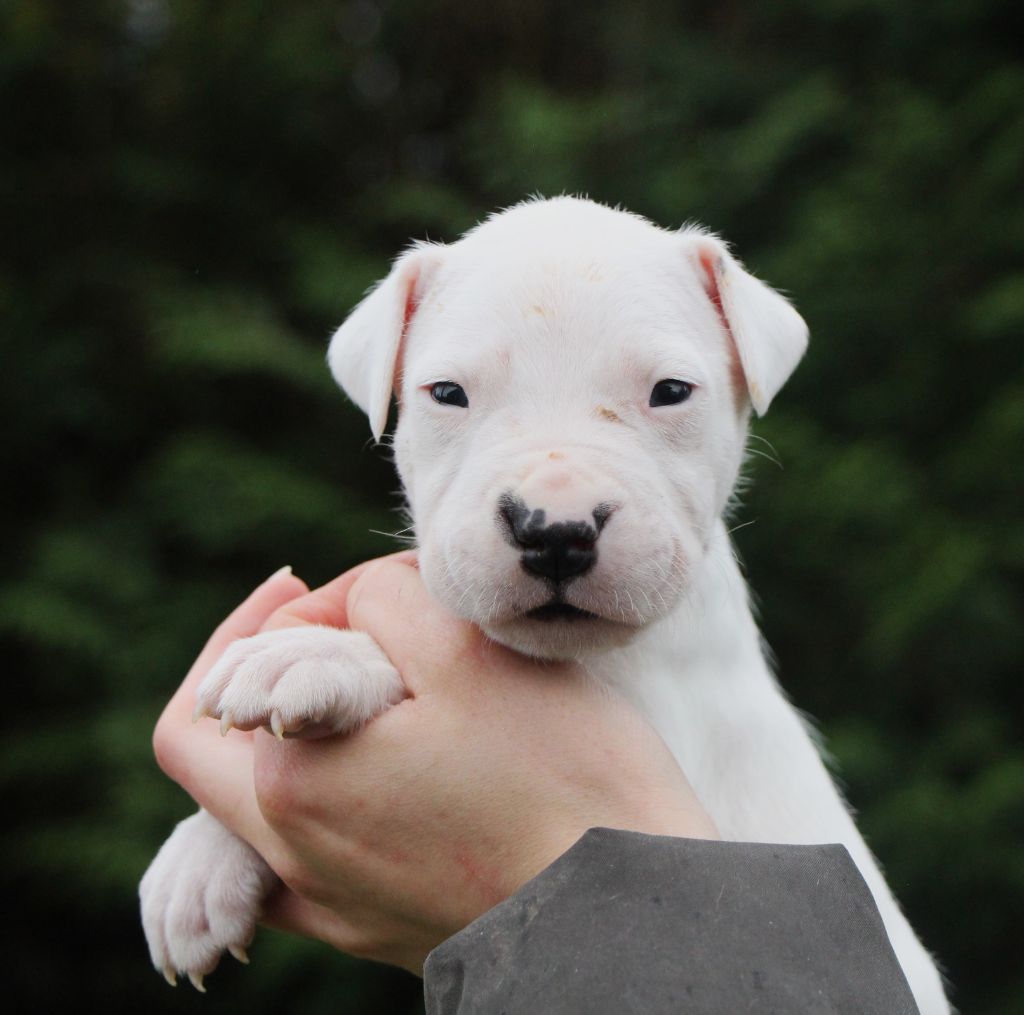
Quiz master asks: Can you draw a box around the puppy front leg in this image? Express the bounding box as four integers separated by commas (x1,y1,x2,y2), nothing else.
140,808,276,990
194,626,406,738
141,627,405,988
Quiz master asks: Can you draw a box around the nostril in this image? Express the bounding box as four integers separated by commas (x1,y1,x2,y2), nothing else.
499,494,540,548
497,492,606,584
593,502,617,533
520,527,597,584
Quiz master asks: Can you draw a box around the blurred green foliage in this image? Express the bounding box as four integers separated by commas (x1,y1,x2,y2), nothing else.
2,0,1022,1012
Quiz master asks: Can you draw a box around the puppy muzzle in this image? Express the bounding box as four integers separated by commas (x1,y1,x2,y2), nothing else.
497,493,616,586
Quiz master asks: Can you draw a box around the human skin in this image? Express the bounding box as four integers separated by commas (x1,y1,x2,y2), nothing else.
152,555,718,974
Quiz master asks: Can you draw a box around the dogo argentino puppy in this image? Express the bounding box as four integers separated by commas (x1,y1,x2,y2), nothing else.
140,196,948,1012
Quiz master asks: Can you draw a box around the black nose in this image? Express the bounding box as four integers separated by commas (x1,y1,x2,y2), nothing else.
498,494,610,584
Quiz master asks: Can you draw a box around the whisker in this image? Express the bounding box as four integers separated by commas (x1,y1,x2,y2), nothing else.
367,528,418,543
745,437,783,470
726,517,758,537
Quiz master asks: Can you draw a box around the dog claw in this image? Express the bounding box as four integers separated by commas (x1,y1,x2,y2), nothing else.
229,944,250,964
220,711,234,737
162,967,177,987
188,971,206,993
270,710,285,740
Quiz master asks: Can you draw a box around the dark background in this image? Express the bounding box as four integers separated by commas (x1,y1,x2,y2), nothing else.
3,1,1022,1012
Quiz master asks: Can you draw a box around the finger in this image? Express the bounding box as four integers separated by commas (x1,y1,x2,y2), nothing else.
165,566,310,724
157,555,416,850
153,567,307,855
180,738,274,847
192,566,310,672
260,890,417,973
152,694,285,857
260,886,349,942
344,559,483,690
259,550,418,634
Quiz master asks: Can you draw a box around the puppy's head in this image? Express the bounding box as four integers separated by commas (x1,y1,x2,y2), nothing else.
329,198,807,659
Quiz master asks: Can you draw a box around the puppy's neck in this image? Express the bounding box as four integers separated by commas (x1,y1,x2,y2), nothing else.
586,517,769,692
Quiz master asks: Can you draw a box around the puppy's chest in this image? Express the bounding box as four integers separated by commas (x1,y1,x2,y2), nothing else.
586,647,843,844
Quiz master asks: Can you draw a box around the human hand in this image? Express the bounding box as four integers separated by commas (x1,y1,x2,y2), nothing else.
154,557,718,975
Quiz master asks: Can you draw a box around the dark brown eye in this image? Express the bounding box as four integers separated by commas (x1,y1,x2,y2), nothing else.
649,379,693,407
430,381,468,407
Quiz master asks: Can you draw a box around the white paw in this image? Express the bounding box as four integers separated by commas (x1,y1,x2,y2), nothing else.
140,809,278,989
194,626,405,738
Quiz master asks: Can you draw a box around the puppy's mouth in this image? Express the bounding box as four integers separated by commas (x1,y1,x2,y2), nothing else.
525,601,600,622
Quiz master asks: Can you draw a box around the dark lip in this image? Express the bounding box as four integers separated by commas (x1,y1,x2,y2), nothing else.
525,602,600,622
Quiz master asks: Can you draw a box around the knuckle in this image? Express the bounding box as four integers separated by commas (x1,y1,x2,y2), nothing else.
152,708,184,782
345,558,395,627
273,855,313,899
253,748,306,830
340,935,376,960
343,572,373,628
332,925,384,961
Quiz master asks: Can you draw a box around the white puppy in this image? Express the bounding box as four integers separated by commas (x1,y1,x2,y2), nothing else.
140,197,948,1011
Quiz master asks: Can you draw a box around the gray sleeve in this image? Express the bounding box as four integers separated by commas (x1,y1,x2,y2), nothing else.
423,828,919,1015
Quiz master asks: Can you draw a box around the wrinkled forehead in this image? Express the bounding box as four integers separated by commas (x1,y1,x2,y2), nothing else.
405,237,725,388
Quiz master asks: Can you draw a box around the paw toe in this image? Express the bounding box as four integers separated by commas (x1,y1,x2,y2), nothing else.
140,811,276,986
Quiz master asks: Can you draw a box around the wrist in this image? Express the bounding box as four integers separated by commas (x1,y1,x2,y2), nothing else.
519,794,719,898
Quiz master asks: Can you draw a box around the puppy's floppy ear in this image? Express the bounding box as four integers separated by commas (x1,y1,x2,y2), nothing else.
328,243,443,441
684,232,809,416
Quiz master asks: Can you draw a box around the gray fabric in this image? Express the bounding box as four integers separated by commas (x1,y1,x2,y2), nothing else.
424,828,919,1014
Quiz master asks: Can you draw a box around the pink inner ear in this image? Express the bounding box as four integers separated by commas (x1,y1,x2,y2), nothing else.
402,269,421,331
391,264,424,409
697,247,749,415
698,249,727,322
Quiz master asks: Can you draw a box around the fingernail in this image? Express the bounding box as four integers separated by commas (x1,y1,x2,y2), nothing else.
266,565,293,582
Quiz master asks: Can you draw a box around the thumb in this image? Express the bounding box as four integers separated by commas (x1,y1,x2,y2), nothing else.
259,550,419,633
344,557,486,692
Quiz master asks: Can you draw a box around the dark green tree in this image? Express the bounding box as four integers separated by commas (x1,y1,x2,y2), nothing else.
2,1,1021,1011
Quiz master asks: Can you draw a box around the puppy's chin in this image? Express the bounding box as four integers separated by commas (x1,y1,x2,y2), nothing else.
481,614,641,661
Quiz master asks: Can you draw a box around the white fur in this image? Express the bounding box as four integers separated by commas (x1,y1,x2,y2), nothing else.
141,197,948,1011
139,628,403,985
140,808,278,989
193,626,404,737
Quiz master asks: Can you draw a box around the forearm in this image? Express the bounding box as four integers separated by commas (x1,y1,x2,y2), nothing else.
424,829,919,1015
